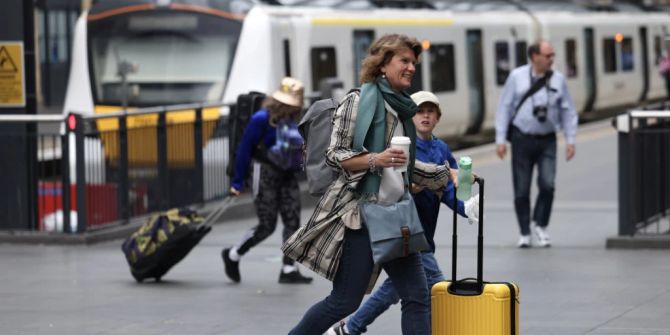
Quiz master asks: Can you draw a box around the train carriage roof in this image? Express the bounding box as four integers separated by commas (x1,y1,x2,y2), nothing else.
90,0,670,15
259,0,670,13
89,0,254,16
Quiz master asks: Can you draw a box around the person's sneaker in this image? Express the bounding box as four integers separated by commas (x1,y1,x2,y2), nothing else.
517,235,531,248
326,320,349,335
279,269,313,284
534,226,551,247
222,248,241,283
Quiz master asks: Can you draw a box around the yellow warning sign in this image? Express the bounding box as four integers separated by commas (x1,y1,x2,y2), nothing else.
0,42,25,107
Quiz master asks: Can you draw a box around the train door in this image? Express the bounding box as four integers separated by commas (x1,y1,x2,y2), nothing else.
583,27,597,113
466,29,485,134
638,26,649,102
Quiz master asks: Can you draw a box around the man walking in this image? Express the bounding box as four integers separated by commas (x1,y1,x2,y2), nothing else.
495,40,578,248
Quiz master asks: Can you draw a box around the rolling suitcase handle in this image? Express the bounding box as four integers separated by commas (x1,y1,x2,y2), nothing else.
447,177,518,335
450,177,484,295
200,194,235,229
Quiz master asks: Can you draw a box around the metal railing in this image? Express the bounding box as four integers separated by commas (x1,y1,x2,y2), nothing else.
0,102,231,233
616,107,670,236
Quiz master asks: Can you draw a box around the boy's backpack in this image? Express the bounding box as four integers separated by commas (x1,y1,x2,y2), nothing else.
298,98,339,196
266,118,304,171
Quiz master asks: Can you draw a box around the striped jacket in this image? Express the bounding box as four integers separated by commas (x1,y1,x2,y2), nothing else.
282,92,452,285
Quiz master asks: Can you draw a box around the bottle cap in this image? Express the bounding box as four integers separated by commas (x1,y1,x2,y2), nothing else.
459,156,472,168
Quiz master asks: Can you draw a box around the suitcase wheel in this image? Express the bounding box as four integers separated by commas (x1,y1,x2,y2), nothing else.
131,271,144,283
155,277,162,282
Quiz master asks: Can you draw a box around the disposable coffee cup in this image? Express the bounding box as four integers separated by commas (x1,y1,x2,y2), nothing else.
390,136,411,172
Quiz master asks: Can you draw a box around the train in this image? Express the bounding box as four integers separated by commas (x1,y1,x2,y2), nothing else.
50,0,670,229
64,0,670,140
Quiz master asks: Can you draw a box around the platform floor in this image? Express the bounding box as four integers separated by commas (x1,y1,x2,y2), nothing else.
2,120,670,335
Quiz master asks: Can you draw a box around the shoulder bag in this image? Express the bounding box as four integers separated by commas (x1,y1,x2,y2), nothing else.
360,173,429,264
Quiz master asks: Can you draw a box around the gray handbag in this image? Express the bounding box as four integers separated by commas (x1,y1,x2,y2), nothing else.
360,175,429,264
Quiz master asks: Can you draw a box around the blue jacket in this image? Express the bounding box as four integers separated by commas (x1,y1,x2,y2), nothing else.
231,109,276,191
414,135,466,252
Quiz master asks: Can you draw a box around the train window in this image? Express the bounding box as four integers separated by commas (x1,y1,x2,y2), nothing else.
603,38,617,73
38,9,75,64
88,12,243,106
621,37,634,72
565,39,578,78
429,43,456,92
654,35,663,65
515,41,527,67
353,30,374,85
495,41,511,86
311,47,338,90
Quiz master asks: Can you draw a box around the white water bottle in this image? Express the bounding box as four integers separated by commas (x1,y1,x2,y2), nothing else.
456,156,472,201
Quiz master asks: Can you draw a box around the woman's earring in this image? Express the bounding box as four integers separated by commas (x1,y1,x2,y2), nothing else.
381,74,386,79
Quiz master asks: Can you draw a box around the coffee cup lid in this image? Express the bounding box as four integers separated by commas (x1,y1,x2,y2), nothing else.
391,136,411,144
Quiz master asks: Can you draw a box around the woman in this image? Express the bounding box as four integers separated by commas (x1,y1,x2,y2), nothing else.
282,34,455,335
222,77,312,284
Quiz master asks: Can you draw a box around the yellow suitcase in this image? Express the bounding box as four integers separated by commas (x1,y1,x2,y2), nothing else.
432,178,519,335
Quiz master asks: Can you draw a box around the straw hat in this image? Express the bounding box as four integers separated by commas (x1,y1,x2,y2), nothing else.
272,77,305,108
411,91,441,116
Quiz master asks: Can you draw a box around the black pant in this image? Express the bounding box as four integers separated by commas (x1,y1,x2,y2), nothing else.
236,163,301,265
510,127,557,236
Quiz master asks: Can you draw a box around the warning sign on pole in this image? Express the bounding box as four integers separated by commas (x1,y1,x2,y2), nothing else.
0,41,25,107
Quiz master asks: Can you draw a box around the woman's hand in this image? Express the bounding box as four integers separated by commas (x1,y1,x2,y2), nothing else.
340,148,407,172
375,148,406,169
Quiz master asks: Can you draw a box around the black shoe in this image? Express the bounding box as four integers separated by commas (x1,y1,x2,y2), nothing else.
222,248,240,283
278,269,313,284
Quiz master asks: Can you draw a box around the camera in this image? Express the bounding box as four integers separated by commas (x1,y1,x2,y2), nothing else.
533,106,548,123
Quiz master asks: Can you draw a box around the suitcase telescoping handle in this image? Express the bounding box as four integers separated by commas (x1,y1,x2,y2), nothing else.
451,177,484,295
202,193,235,228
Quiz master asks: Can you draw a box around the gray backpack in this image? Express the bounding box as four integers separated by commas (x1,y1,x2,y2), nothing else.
298,98,339,196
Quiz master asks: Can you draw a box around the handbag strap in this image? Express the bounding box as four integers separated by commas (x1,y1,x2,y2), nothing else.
402,171,410,189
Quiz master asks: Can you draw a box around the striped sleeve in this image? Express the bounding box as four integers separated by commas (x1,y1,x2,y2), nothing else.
326,92,367,183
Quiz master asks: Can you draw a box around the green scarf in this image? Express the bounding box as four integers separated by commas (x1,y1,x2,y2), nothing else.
353,78,418,195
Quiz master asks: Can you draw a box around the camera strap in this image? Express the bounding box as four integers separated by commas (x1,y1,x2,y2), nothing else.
511,69,554,120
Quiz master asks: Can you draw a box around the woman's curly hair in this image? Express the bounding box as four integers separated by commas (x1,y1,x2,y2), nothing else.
359,34,422,84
